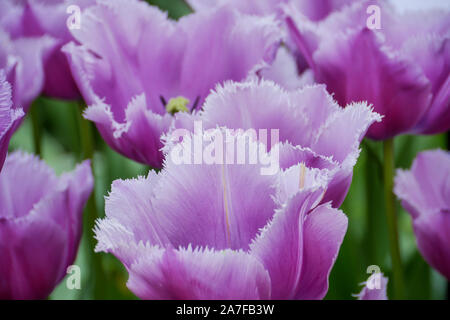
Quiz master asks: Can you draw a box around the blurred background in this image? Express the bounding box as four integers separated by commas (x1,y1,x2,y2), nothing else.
7,0,448,300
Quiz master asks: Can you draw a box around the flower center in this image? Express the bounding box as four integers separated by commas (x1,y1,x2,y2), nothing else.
165,96,190,115
160,95,201,114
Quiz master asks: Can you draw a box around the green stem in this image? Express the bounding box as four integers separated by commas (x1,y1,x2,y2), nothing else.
364,151,377,265
383,138,404,299
30,100,42,156
77,102,105,299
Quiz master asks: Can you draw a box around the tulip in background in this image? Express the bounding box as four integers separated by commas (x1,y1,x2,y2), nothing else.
0,0,95,100
0,28,55,113
395,150,450,280
285,0,450,139
0,152,93,299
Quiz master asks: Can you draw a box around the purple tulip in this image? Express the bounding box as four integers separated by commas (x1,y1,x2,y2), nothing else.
0,70,24,172
0,0,94,100
0,28,56,112
0,152,93,299
186,0,353,89
95,129,348,299
63,0,282,168
285,0,450,139
394,150,450,280
171,79,381,207
356,273,388,300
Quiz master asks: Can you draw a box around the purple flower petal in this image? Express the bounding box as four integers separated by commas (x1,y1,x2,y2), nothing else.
0,29,57,111
250,189,347,299
175,80,380,206
395,150,450,280
127,245,271,300
285,0,450,139
0,70,23,172
0,0,95,99
0,152,93,299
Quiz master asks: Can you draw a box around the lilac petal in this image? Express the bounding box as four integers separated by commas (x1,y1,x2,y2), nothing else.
0,217,66,299
0,29,57,111
127,245,271,300
0,152,57,219
286,1,448,139
250,188,327,299
311,101,382,164
294,204,347,299
0,152,93,299
356,273,388,300
412,213,450,280
96,129,278,254
0,0,95,99
176,9,281,109
0,71,23,172
313,28,430,140
200,80,309,146
190,80,380,206
395,150,450,218
65,0,282,117
258,47,315,90
84,95,173,168
278,143,352,207
276,160,332,206
395,150,450,280
156,135,277,251
405,35,450,134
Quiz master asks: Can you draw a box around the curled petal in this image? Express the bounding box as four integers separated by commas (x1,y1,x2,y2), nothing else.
0,71,23,172
127,245,271,300
84,95,172,167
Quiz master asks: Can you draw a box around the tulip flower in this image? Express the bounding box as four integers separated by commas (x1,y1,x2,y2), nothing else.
186,0,353,90
63,0,282,168
0,70,24,172
394,150,450,280
171,79,381,207
0,28,56,112
0,151,93,299
0,0,94,99
356,273,388,300
95,129,348,299
285,0,450,139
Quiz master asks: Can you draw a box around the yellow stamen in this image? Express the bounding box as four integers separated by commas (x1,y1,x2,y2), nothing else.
165,96,190,114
